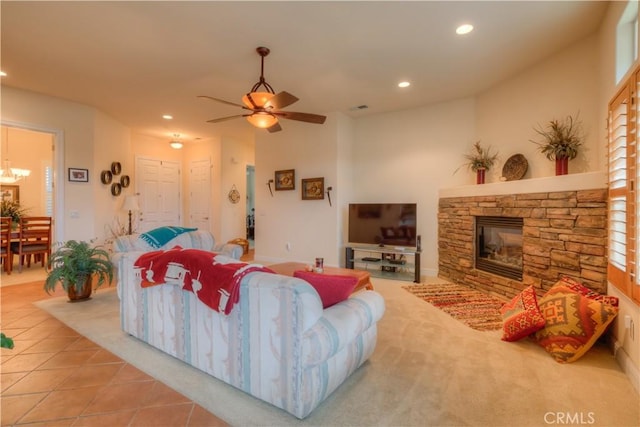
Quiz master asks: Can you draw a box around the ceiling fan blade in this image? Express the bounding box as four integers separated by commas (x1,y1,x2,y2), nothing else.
274,111,327,124
198,95,247,109
267,122,282,133
265,91,299,110
206,114,247,123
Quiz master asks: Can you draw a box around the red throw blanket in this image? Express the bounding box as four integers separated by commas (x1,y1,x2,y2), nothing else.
134,246,273,315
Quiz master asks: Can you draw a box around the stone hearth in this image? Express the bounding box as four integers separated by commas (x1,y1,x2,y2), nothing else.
438,188,607,299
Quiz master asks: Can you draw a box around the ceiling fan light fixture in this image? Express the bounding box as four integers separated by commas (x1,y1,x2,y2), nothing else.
169,140,183,149
242,91,274,109
246,112,278,129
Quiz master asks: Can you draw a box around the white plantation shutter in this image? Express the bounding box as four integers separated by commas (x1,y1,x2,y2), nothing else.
608,69,640,303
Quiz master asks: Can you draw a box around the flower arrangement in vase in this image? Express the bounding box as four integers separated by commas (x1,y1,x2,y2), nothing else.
457,141,498,184
530,114,583,175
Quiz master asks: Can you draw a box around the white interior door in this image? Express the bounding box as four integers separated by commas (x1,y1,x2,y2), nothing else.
188,159,211,230
135,157,181,232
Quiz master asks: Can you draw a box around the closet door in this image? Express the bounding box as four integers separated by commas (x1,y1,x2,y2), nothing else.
135,157,181,232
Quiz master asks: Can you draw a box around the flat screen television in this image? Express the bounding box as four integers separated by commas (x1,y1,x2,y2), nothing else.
348,203,417,248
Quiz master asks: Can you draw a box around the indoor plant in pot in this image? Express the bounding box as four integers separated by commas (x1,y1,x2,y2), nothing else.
44,240,114,302
457,141,498,184
530,113,583,175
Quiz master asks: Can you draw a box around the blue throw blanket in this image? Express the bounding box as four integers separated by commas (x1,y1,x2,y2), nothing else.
139,226,198,249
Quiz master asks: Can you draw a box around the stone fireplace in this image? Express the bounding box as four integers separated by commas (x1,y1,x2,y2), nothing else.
438,173,608,299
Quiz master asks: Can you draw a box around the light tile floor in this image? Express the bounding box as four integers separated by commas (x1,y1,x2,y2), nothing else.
1,261,230,426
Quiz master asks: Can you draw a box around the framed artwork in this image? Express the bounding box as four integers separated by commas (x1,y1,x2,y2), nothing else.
275,169,295,191
69,168,89,182
301,177,324,200
0,185,19,203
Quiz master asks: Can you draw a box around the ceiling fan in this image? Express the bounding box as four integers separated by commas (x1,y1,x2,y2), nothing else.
198,47,326,133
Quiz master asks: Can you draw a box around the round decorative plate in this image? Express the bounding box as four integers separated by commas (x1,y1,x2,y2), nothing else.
100,170,112,184
111,161,122,175
111,182,122,196
502,154,528,181
120,175,130,188
228,187,240,204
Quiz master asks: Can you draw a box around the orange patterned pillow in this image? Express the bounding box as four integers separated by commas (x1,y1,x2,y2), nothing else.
500,285,546,342
534,284,618,363
555,276,619,307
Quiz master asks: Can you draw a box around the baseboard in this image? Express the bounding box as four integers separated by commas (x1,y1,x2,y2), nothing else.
612,336,640,394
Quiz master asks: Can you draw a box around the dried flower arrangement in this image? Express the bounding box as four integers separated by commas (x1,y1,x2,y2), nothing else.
457,141,499,172
530,114,583,160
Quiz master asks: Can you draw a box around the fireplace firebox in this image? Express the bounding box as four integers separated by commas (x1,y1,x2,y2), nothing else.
475,216,523,280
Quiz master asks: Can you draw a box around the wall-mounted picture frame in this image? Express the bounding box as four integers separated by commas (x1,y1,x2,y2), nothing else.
69,168,89,182
275,169,295,191
301,177,325,200
0,185,20,203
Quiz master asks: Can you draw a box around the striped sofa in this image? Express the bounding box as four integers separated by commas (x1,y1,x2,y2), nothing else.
114,240,385,419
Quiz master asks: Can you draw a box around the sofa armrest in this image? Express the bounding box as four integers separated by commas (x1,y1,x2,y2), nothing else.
301,290,385,367
213,243,243,260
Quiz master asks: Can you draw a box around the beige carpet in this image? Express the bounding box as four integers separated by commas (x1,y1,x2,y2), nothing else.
35,278,640,426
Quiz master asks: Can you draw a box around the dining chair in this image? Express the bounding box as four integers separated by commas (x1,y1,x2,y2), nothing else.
0,217,12,274
10,216,52,273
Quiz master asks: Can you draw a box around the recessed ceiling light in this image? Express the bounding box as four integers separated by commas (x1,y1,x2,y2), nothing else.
162,114,173,120
398,81,411,88
456,24,474,35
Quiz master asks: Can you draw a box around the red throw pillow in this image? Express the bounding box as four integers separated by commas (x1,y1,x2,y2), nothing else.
500,285,546,342
293,270,358,308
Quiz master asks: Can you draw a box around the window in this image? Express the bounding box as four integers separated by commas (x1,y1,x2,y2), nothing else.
616,0,639,84
607,64,640,304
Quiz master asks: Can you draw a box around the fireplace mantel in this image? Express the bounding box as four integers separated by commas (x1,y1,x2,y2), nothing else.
439,171,606,198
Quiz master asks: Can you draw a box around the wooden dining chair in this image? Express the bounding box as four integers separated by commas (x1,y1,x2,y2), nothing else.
10,216,52,273
0,217,12,274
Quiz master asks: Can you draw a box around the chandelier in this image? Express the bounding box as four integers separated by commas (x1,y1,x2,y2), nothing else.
0,127,31,184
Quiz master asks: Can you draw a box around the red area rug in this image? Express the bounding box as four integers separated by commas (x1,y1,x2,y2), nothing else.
403,282,506,331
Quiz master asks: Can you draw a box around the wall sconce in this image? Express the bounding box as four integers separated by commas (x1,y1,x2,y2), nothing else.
326,186,333,206
267,179,274,196
122,195,140,235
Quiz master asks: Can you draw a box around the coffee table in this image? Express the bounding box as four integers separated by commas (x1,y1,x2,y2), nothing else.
269,262,374,293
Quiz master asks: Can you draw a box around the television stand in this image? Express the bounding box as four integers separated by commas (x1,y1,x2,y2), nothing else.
345,245,420,283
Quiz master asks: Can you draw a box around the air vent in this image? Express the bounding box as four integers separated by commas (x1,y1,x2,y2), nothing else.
349,105,369,111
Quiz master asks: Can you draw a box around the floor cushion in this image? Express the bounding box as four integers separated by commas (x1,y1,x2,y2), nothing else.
500,285,546,342
534,283,618,363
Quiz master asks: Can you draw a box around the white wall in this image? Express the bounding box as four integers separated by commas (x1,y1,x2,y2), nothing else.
476,34,602,180
353,98,477,275
220,136,255,243
255,115,341,266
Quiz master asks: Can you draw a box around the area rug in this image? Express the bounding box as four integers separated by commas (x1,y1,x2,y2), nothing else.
403,282,505,331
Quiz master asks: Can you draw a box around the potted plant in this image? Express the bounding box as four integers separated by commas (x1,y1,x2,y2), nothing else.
457,141,498,184
44,240,114,302
1,200,28,226
530,113,583,175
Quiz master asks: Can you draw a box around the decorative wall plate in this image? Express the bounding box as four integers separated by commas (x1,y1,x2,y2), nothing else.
120,175,130,188
111,182,122,196
502,154,528,181
111,161,122,175
228,185,240,204
100,170,112,184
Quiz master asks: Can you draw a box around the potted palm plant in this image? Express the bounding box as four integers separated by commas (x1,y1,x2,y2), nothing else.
44,240,114,302
457,141,499,184
531,114,583,175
